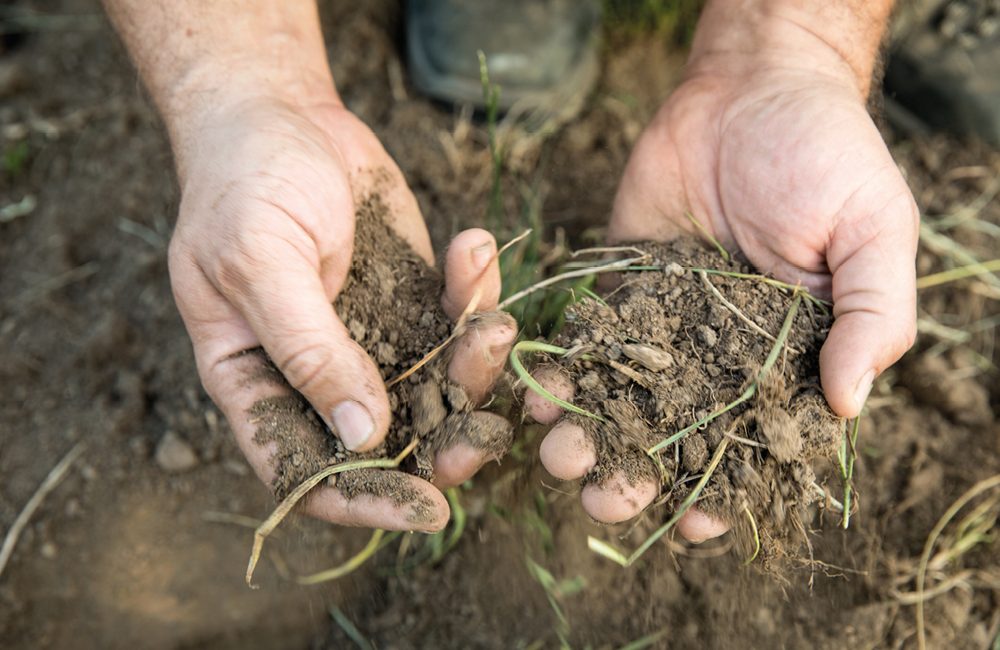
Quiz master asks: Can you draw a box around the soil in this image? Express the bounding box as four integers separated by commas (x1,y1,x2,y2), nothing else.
539,238,841,565
245,192,512,518
1,1,998,649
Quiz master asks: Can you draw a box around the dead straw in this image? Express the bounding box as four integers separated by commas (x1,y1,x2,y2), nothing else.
916,258,1000,290
915,474,1000,650
246,438,419,588
0,442,84,580
497,255,651,311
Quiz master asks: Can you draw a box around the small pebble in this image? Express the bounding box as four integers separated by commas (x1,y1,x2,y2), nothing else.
622,343,674,371
663,262,685,277
154,431,199,473
697,325,718,348
40,542,57,559
347,319,366,342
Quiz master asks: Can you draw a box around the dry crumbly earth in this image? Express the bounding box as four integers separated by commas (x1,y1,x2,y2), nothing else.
542,238,841,568
247,192,513,522
1,1,998,649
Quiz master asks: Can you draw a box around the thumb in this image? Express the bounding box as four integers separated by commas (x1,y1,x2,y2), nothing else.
216,239,391,453
821,189,919,417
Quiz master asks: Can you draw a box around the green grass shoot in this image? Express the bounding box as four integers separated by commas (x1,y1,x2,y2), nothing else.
589,438,731,567
684,211,730,261
509,340,606,421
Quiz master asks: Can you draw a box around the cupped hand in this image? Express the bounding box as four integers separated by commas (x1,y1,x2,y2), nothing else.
533,49,918,542
168,96,516,532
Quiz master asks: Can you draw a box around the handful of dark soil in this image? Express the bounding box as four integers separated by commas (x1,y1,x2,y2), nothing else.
540,239,843,564
248,195,513,522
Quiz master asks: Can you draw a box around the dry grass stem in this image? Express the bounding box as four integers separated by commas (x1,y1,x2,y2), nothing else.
743,505,761,565
915,474,1000,650
246,438,420,588
647,293,803,455
916,258,1000,290
0,442,84,580
201,511,263,529
699,271,802,353
497,255,651,311
296,529,387,585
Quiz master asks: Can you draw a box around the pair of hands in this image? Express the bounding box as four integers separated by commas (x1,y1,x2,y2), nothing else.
169,45,917,542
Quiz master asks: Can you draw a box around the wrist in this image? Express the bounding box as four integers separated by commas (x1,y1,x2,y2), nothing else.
688,0,894,98
165,53,341,181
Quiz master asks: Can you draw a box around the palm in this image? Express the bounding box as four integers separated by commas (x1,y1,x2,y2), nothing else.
612,69,916,302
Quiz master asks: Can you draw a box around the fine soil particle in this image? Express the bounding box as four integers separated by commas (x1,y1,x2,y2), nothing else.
542,238,842,564
247,193,514,517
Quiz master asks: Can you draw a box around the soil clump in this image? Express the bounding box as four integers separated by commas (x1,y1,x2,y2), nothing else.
247,194,514,513
543,238,842,563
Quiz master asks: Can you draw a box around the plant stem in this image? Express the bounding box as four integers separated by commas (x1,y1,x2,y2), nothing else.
246,438,419,588
690,268,830,309
915,258,1000,289
509,341,606,421
296,529,386,585
684,211,730,261
498,255,650,311
916,475,1000,650
590,438,731,567
743,505,761,565
839,415,861,529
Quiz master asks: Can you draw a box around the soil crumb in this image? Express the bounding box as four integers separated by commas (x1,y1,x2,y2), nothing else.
543,238,842,566
246,192,514,518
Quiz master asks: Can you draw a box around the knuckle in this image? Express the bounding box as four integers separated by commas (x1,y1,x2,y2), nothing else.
210,229,267,294
275,341,335,397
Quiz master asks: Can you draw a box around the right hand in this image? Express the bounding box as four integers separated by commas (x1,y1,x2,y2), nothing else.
168,94,516,532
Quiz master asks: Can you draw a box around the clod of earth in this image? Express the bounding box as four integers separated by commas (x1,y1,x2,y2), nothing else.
246,193,515,524
530,238,843,568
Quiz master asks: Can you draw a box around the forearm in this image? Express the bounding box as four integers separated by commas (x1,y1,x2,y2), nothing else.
103,0,338,170
689,0,895,97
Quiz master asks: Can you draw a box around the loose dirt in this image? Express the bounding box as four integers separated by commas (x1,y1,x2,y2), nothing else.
539,238,840,564
246,193,513,516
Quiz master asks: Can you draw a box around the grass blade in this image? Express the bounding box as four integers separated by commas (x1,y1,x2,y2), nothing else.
510,341,605,421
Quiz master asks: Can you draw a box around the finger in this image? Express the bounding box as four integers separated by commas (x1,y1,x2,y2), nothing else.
303,473,449,532
676,508,730,543
540,420,597,480
821,186,919,417
432,411,513,488
525,366,574,425
197,344,448,531
432,443,486,489
212,235,390,452
447,311,517,404
442,228,503,319
581,472,659,524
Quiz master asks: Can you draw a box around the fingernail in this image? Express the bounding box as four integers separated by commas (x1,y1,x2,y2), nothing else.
853,369,875,412
331,400,375,451
471,242,494,270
